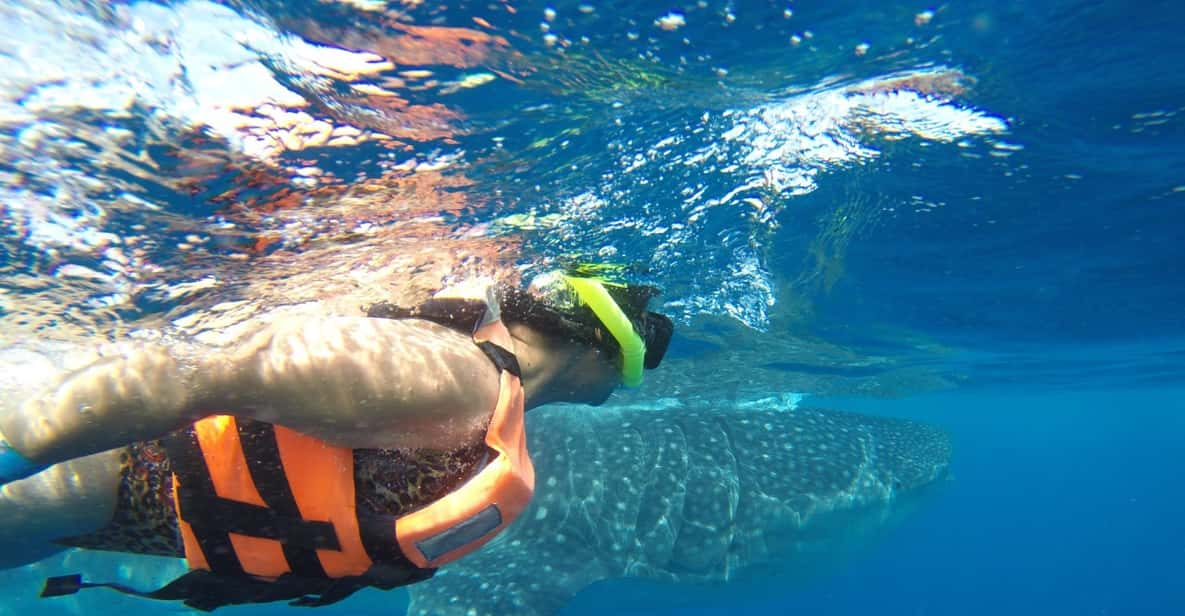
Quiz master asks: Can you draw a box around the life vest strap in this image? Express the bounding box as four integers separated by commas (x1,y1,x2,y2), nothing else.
40,563,434,612
235,420,333,578
477,340,521,377
165,422,342,578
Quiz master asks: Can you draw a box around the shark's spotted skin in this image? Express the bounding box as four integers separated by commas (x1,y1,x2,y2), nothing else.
408,406,952,616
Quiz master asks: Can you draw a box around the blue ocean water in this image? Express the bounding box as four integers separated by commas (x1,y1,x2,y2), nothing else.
1,0,1183,615
574,388,1185,615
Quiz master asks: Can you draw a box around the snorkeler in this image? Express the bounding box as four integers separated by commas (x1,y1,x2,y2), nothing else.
0,273,673,609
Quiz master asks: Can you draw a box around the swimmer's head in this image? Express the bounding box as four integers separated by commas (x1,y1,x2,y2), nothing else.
365,271,674,382
513,270,673,384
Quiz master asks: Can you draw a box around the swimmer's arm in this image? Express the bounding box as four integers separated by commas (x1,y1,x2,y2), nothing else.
1,317,500,466
203,316,500,450
1,345,190,467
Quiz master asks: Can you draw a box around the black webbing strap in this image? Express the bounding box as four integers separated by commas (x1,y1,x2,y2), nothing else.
42,570,331,612
477,341,521,378
355,507,405,564
236,419,331,578
165,428,244,575
41,563,435,611
163,424,339,578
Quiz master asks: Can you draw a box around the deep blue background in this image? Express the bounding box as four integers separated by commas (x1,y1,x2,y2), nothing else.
795,0,1185,348
563,388,1185,615
561,1,1185,612
3,0,1184,614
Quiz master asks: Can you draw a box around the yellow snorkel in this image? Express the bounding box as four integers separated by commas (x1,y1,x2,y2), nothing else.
563,275,647,387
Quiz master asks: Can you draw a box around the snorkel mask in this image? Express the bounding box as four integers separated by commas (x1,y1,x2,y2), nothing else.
555,274,673,387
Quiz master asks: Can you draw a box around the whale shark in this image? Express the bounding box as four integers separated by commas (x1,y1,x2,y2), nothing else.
0,403,949,615
407,404,952,615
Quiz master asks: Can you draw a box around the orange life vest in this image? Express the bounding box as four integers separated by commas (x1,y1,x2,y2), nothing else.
169,316,532,583
39,304,535,610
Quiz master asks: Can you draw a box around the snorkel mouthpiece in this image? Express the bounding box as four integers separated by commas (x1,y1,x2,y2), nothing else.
563,276,647,387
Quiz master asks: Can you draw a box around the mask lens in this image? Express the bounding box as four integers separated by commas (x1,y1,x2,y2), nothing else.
527,271,581,311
